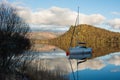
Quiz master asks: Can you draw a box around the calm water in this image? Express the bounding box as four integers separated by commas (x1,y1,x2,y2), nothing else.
69,52,120,80
32,44,120,80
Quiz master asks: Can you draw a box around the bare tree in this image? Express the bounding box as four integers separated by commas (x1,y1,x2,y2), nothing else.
0,3,31,73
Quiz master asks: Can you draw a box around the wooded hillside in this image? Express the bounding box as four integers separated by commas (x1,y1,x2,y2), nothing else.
34,24,120,58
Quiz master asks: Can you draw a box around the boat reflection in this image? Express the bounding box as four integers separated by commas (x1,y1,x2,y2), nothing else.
31,42,120,80
31,51,120,71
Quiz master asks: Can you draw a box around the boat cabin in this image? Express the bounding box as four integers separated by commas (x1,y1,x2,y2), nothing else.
66,46,92,60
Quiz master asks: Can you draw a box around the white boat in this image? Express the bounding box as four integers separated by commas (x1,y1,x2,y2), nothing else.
68,46,92,60
67,7,92,60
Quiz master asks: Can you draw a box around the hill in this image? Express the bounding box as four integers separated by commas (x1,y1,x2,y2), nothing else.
28,32,58,40
46,24,120,58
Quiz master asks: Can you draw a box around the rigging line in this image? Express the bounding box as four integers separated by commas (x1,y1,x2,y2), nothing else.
76,6,80,45
68,59,76,80
69,7,79,48
77,60,79,80
78,6,79,25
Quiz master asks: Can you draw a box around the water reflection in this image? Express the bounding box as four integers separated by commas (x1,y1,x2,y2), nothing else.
30,50,120,80
68,52,120,80
31,43,120,80
32,42,120,58
32,44,120,69
107,53,120,66
34,52,120,70
91,42,120,58
47,41,120,58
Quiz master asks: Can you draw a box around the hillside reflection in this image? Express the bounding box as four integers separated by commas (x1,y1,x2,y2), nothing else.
33,42,120,59
31,51,120,71
30,43,120,80
91,42,120,58
30,52,120,79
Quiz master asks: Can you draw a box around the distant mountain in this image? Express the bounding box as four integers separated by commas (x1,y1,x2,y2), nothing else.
29,32,63,40
35,24,120,58
29,32,65,51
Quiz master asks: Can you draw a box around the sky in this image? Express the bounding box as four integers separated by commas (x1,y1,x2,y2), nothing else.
1,0,120,32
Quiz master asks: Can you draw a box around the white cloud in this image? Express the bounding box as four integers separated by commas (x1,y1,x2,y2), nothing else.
17,6,76,26
108,55,120,66
30,52,120,74
4,1,120,32
31,58,105,73
0,1,106,31
16,6,32,22
111,12,120,15
39,58,105,71
16,6,106,26
77,59,105,71
38,53,120,72
1,0,7,3
107,18,120,29
30,24,69,32
80,14,105,25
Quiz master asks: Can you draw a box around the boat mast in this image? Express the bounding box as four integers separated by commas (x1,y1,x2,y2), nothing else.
78,6,79,26
69,6,80,48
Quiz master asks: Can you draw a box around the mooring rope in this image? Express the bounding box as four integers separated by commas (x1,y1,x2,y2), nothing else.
77,60,79,80
68,59,76,80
